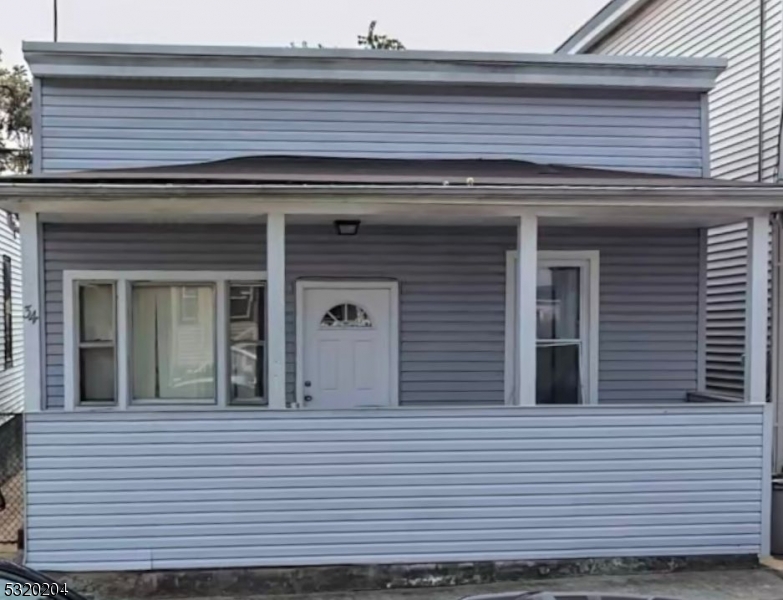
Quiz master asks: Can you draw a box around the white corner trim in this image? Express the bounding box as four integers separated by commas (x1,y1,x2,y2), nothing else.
700,94,712,178
505,249,600,406
20,213,42,412
761,403,774,557
697,228,708,391
295,280,400,409
63,269,265,411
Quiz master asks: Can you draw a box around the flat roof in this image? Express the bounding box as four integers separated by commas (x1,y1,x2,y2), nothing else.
23,40,724,92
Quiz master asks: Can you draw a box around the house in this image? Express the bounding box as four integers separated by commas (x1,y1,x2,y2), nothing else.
558,0,782,413
0,41,778,573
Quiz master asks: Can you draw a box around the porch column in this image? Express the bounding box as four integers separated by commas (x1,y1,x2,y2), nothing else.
20,212,42,412
267,213,287,409
745,215,770,404
517,214,538,406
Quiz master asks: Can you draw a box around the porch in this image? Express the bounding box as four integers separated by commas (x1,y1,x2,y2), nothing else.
1,158,778,572
19,213,774,571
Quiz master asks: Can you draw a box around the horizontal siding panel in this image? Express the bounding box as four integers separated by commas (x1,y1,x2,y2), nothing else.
40,80,703,176
41,224,700,408
24,406,765,571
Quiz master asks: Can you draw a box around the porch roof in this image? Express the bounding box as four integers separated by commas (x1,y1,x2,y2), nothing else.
4,156,761,187
1,157,781,223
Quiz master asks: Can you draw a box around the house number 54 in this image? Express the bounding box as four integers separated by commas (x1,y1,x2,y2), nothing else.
24,305,39,324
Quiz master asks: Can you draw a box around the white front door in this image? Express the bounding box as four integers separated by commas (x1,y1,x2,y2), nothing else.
298,282,398,409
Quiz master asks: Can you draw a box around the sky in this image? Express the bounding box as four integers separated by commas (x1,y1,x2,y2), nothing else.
0,0,608,67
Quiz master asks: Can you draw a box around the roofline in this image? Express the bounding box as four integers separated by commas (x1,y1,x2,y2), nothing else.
0,182,780,208
23,41,725,92
557,0,653,54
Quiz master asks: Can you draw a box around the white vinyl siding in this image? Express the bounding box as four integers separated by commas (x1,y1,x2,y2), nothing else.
587,0,783,397
24,405,766,571
0,211,23,415
39,81,704,176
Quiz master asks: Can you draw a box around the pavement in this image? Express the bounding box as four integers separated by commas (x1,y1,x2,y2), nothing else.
211,568,783,600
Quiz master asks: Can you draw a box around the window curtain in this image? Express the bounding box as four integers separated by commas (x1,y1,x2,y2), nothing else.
132,286,215,400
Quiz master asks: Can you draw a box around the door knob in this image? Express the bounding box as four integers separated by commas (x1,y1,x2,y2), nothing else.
304,381,312,387
304,395,313,402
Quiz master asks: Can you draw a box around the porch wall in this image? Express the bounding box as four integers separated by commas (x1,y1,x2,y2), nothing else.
23,405,766,571
42,223,700,408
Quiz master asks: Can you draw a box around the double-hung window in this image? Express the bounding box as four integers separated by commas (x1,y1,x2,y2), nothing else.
505,250,599,405
64,271,266,409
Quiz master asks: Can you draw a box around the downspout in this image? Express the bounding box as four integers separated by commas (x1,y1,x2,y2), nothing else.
760,0,767,182
772,213,782,472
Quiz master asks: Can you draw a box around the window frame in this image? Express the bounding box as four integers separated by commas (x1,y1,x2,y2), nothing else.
504,250,600,406
74,280,117,406
63,270,266,411
228,282,267,406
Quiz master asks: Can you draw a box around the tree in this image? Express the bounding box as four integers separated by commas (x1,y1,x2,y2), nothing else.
357,21,405,50
0,51,32,174
292,22,405,50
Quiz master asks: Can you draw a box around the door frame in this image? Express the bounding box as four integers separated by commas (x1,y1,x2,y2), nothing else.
295,280,400,409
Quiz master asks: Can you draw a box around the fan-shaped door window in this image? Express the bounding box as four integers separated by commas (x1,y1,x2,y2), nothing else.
320,303,373,329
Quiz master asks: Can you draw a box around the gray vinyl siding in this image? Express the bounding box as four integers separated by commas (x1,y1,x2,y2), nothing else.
41,224,699,409
587,0,783,397
0,211,23,416
39,80,704,176
23,405,765,571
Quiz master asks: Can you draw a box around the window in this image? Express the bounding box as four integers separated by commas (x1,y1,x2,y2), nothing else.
77,283,116,404
2,255,11,370
505,251,599,406
64,271,265,409
131,284,215,402
320,303,372,328
229,284,266,404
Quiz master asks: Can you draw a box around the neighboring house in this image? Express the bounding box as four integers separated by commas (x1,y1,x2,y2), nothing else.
0,42,778,572
0,209,22,416
558,0,783,400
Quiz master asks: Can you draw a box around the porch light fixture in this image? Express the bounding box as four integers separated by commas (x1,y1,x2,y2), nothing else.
334,220,361,236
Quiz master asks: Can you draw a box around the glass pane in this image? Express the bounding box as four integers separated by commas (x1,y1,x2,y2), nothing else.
320,304,373,328
536,344,581,405
537,267,580,340
80,346,115,402
229,285,264,342
231,342,265,401
79,284,114,342
132,285,215,400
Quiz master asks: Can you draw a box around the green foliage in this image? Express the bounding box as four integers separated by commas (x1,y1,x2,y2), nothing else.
357,21,405,50
0,51,32,174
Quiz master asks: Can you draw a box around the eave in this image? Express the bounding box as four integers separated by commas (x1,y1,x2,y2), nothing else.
23,41,725,92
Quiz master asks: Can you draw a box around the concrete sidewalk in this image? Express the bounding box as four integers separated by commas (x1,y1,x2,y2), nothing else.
215,568,783,600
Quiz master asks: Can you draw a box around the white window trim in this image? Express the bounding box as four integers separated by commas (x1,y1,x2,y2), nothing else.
504,250,600,406
63,270,266,411
295,280,400,409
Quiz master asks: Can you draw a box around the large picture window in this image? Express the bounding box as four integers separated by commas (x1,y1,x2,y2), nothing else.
64,271,265,409
505,250,599,406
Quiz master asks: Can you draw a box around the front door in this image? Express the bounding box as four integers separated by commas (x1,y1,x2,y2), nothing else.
298,282,398,409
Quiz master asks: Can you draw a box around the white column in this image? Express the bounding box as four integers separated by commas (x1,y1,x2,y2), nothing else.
20,212,42,412
745,215,770,404
267,213,287,409
517,214,538,406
